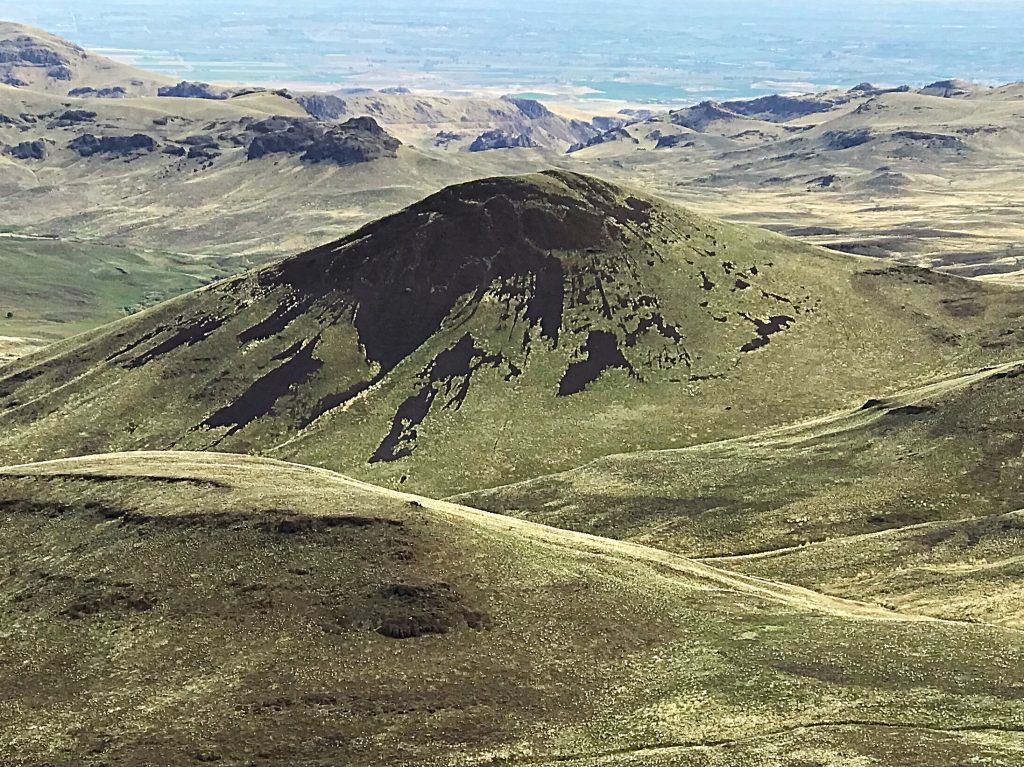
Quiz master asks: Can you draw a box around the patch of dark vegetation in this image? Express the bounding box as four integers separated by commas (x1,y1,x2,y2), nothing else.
914,515,1024,549
201,338,323,436
559,330,637,396
245,115,400,166
372,334,517,462
62,586,157,619
301,379,372,428
0,472,228,489
468,129,537,152
739,314,795,352
272,172,630,374
237,298,313,344
69,133,158,157
264,514,404,535
122,316,227,368
375,582,487,640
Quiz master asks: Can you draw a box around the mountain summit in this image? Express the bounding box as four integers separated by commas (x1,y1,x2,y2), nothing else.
3,170,1024,493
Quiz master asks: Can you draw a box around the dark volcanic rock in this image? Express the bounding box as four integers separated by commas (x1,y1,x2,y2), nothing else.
6,139,47,160
1,74,28,87
721,94,835,122
669,101,745,132
568,128,638,153
48,109,97,128
823,129,874,150
47,65,72,80
654,134,695,150
0,37,69,67
158,81,228,100
296,94,348,121
69,133,158,157
468,129,537,152
501,96,554,119
68,86,128,98
246,116,400,166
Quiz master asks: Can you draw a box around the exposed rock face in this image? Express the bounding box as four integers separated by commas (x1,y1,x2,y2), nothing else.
158,81,228,100
500,96,554,120
5,139,46,160
468,129,537,152
669,101,745,132
919,79,977,98
67,86,128,98
296,94,348,121
0,36,68,67
48,109,96,128
592,116,627,132
654,134,695,149
823,129,874,150
568,128,638,153
721,94,835,122
68,133,158,157
245,116,401,165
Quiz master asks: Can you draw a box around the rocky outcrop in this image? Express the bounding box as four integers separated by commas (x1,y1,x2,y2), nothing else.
500,96,553,120
4,139,46,160
721,94,835,122
468,129,537,152
296,94,348,121
158,81,228,100
68,86,128,98
567,128,637,153
669,101,746,132
48,109,96,128
246,116,400,166
68,133,158,157
0,37,68,67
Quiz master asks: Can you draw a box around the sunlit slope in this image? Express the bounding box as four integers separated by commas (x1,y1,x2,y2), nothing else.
2,451,1024,765
5,172,1024,494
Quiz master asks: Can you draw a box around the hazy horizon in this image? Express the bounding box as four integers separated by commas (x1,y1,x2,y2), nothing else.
2,0,1023,102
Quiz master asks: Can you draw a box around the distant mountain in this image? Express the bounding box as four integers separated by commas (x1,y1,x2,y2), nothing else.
0,21,172,95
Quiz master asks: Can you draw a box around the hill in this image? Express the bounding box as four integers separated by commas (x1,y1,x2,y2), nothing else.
0,21,172,94
0,232,228,360
3,451,1024,765
458,357,1024,627
4,172,1024,495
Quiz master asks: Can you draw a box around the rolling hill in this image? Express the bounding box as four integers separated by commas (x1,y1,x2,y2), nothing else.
0,21,172,94
3,451,1024,766
4,171,1024,495
458,356,1024,627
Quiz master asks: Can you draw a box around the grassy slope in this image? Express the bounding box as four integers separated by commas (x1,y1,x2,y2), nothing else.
2,451,1024,766
4,172,1024,496
0,234,228,348
457,358,1024,627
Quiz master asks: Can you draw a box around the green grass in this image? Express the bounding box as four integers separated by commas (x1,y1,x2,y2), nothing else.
0,236,229,345
2,452,1023,765
458,358,1024,627
5,172,1024,497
